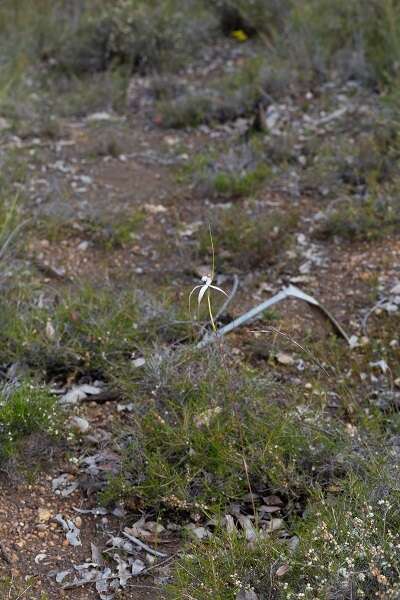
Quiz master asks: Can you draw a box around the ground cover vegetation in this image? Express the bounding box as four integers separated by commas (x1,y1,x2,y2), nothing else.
1,1,400,598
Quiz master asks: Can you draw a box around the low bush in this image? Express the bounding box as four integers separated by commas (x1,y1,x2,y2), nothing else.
0,381,60,457
199,206,298,270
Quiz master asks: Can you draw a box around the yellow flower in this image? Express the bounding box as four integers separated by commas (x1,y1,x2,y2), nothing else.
232,29,248,42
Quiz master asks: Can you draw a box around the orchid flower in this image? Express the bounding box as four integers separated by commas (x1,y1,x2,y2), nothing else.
189,227,227,332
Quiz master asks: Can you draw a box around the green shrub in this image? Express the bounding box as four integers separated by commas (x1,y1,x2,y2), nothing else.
0,285,141,377
102,362,349,511
200,207,298,270
0,381,60,457
169,474,400,599
317,194,400,241
213,164,271,197
288,0,400,86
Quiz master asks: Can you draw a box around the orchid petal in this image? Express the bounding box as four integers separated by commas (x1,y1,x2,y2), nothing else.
189,285,203,313
198,283,210,306
209,284,229,297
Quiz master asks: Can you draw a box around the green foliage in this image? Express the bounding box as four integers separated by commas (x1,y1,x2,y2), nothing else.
0,576,49,600
103,361,349,511
200,206,298,270
169,473,400,599
156,95,214,129
168,528,278,599
289,0,400,86
0,285,141,377
213,164,271,197
107,0,213,73
156,58,270,128
0,381,60,457
318,194,400,241
35,210,145,249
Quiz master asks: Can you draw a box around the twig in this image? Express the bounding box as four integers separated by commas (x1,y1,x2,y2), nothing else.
123,530,167,558
198,285,351,348
14,586,32,600
362,298,387,337
142,552,178,574
126,584,163,590
63,575,110,590
256,327,331,378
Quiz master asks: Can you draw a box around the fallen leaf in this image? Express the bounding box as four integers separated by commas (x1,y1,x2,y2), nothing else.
390,283,400,295
370,359,389,374
224,514,236,533
60,384,102,405
263,495,283,506
91,543,104,566
276,352,295,366
185,524,208,540
34,553,47,564
115,555,131,587
52,473,79,497
267,518,283,532
276,563,289,577
131,558,146,576
287,536,299,552
55,570,71,584
38,508,52,522
69,416,90,433
54,514,81,547
237,515,257,541
45,320,56,339
132,357,146,368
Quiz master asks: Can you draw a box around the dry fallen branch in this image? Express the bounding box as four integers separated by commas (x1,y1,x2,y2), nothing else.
197,284,351,348
123,529,167,558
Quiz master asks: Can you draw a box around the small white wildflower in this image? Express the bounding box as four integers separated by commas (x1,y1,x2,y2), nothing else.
189,227,227,331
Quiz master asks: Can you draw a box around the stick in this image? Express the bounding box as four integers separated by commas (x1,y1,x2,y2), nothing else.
123,530,167,558
362,298,387,337
197,285,351,348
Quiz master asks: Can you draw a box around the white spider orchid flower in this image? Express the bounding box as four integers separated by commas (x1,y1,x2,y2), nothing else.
189,274,228,331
